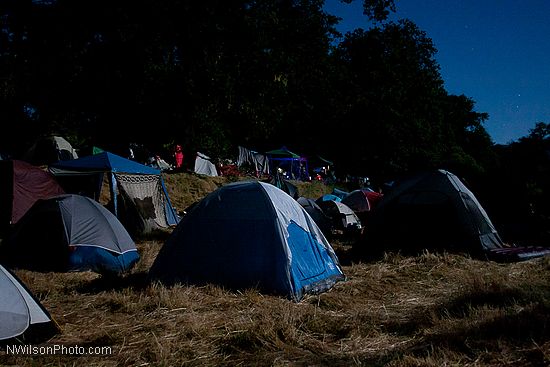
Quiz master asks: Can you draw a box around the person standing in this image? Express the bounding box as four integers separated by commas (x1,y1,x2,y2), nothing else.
174,144,184,170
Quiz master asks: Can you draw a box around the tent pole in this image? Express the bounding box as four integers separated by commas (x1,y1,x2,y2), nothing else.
110,172,118,217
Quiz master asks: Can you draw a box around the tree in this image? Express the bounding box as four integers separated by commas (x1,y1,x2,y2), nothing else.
0,0,496,187
326,16,498,184
340,0,396,22
330,20,448,178
481,121,550,246
0,1,38,156
522,121,550,142
235,0,340,153
439,94,496,175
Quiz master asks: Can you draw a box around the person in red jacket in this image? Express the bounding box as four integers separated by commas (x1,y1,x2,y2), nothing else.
174,144,184,170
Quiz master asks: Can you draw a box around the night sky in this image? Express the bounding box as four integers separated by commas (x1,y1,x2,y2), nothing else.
324,0,550,144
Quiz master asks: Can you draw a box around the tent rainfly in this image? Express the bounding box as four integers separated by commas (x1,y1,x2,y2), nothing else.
0,160,65,237
297,197,332,237
317,194,342,203
269,172,299,200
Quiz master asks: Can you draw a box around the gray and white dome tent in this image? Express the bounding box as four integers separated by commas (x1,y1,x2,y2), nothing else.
0,264,60,345
365,169,550,262
3,194,139,275
149,181,345,301
23,135,79,166
366,169,504,256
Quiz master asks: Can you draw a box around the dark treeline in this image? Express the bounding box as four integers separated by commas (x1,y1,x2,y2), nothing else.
1,0,548,243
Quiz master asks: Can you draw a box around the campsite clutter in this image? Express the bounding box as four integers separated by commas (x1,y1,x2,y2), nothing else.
1,143,548,264
297,197,333,238
236,146,270,177
1,142,548,266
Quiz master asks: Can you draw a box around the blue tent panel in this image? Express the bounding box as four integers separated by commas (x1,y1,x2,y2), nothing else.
332,188,349,200
68,247,140,274
160,178,180,226
51,151,160,174
286,221,343,299
318,194,342,203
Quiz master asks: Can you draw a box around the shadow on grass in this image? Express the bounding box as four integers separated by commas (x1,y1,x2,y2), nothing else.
75,271,150,294
438,287,533,318
332,245,358,266
437,302,549,343
381,285,550,362
133,228,173,242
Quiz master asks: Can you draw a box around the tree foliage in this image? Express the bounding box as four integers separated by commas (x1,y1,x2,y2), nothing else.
477,121,550,245
340,0,396,22
0,0,495,180
328,20,494,180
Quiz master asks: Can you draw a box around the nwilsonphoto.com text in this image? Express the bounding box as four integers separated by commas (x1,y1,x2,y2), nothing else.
4,344,113,356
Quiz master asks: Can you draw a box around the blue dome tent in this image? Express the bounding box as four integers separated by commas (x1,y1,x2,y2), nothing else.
149,181,344,301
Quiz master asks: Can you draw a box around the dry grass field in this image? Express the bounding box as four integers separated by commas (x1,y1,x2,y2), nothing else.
1,172,549,366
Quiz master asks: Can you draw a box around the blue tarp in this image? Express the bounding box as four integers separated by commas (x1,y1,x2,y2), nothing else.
50,151,160,174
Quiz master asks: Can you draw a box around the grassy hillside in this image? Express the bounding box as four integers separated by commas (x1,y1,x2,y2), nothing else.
2,172,550,366
162,172,333,213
